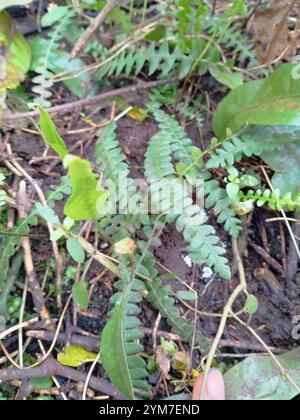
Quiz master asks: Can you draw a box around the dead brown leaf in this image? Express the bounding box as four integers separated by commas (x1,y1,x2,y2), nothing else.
156,346,171,378
250,0,297,65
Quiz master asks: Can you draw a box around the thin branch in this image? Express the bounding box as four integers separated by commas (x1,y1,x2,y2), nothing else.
0,358,125,399
3,78,177,122
70,0,121,60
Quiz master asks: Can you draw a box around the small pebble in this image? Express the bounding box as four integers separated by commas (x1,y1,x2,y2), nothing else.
182,254,193,268
202,266,214,279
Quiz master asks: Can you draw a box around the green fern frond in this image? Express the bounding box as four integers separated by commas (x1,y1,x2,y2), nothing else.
152,109,194,164
0,214,38,293
108,264,150,397
240,189,300,212
32,10,74,107
205,177,242,238
206,126,300,170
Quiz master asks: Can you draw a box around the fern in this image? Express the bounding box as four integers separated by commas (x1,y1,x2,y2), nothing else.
206,126,300,170
240,189,300,212
96,40,200,81
95,123,211,349
32,9,74,107
204,177,242,238
0,214,38,294
203,18,264,73
145,111,231,279
104,263,150,398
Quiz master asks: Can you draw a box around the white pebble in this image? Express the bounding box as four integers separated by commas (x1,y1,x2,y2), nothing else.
202,266,214,279
182,254,193,268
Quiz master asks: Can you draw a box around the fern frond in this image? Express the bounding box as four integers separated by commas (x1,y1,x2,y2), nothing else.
0,214,38,293
206,127,300,170
107,263,150,398
152,109,194,164
32,10,74,107
205,177,242,238
240,189,300,212
96,40,195,81
145,114,231,278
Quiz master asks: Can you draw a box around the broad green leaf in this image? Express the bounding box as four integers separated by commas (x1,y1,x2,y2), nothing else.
72,282,89,311
31,377,53,390
0,0,33,11
38,106,68,158
0,12,31,91
261,142,300,196
213,64,300,138
209,64,244,90
244,125,300,195
57,345,98,368
245,294,259,315
101,306,134,399
67,238,85,263
224,347,300,400
64,156,109,221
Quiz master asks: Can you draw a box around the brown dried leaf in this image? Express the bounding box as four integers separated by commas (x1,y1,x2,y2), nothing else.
156,346,170,378
250,0,297,65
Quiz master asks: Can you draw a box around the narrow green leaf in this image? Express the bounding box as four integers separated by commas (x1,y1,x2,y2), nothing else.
38,106,68,158
209,64,244,90
101,306,134,399
31,377,53,390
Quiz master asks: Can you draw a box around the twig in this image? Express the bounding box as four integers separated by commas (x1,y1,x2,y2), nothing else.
0,318,39,341
0,358,125,399
199,238,247,400
8,153,63,309
17,181,50,322
261,166,300,275
70,0,120,60
82,352,101,401
248,239,284,274
3,78,177,122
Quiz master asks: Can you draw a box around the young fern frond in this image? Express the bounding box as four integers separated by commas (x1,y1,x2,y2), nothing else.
145,112,231,279
205,177,242,238
206,127,300,170
240,189,300,212
32,10,74,107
